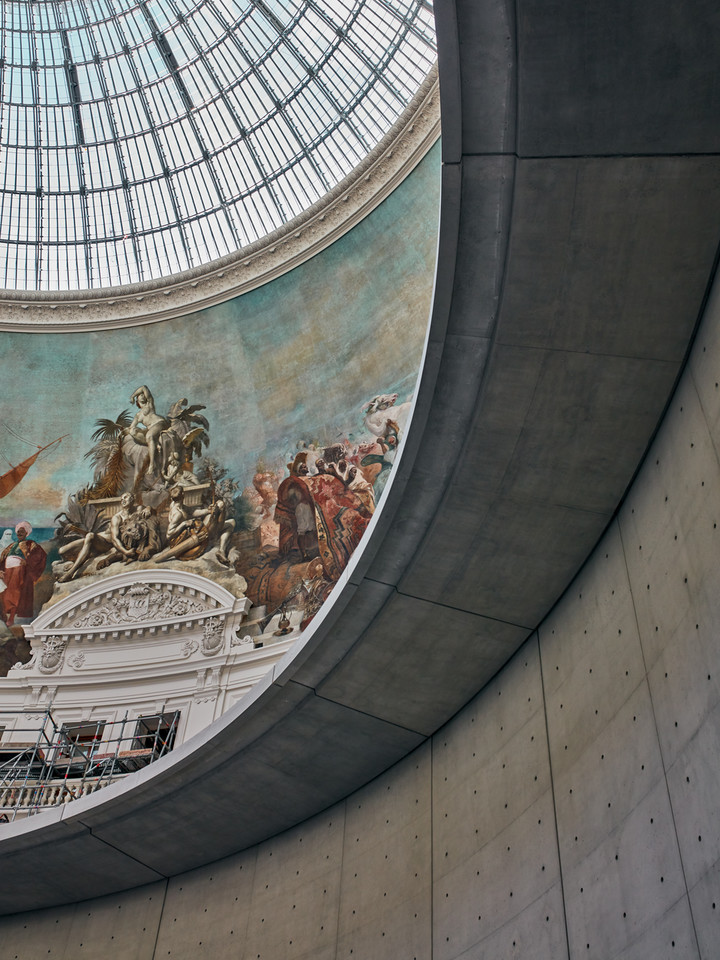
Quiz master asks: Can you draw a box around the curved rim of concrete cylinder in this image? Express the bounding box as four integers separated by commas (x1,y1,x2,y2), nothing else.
0,0,714,916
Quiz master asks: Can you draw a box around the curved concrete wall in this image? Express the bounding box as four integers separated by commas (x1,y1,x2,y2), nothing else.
3,0,720,952
3,253,720,960
4,0,720,909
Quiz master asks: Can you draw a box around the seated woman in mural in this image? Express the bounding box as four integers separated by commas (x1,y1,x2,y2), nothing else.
0,522,47,626
127,385,171,478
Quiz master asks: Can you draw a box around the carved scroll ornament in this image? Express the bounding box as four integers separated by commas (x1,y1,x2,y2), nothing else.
72,582,209,628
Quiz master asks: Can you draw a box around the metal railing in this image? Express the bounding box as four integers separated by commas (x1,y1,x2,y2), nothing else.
0,707,179,823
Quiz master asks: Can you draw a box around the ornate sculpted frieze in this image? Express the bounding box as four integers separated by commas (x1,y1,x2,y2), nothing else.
71,582,210,629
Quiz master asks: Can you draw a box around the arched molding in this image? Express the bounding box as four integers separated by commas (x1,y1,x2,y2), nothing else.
27,569,249,644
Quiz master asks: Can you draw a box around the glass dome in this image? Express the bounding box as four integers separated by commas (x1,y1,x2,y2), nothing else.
0,0,436,291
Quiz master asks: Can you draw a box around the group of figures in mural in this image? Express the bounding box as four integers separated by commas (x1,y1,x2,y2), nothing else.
0,384,411,634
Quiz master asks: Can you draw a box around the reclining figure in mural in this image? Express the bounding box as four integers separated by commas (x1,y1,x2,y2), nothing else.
153,485,235,565
58,493,162,581
105,501,163,566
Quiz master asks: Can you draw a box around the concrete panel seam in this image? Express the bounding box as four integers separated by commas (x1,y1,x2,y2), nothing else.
532,229,720,642
332,799,346,960
535,631,572,960
691,263,720,474
362,577,536,630
690,366,720,478
610,891,699,960
507,151,720,161
598,239,720,529
617,518,703,956
389,156,518,597
76,819,168,882
464,150,720,163
511,0,520,156
150,878,169,960
469,882,566,953
489,340,684,366
293,681,433,739
434,0,462,163
430,731,435,960
336,797,352,959
458,151,720,162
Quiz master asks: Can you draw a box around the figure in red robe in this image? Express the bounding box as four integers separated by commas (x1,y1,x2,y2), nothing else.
0,521,47,625
275,452,372,580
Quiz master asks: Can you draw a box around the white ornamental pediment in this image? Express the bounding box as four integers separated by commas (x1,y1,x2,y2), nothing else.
29,569,249,641
70,584,208,628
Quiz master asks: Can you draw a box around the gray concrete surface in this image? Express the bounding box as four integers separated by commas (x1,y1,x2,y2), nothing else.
7,271,720,956
2,0,720,954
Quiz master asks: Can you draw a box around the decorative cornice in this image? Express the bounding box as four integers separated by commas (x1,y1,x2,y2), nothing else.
28,569,249,643
0,66,439,333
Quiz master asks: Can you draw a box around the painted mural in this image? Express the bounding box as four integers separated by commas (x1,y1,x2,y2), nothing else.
0,143,440,644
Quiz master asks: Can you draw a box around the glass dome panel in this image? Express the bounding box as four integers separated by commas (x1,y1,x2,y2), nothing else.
0,0,436,291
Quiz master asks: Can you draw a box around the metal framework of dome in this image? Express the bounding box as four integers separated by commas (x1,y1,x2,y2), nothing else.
0,0,436,291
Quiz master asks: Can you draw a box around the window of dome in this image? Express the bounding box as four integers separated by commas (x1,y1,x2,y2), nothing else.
0,0,436,290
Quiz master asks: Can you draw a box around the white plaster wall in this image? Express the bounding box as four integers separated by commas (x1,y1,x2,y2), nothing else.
3,266,720,960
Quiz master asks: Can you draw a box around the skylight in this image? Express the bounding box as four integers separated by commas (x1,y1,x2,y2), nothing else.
0,0,436,290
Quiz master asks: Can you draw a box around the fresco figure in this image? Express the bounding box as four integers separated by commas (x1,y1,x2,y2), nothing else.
153,485,234,564
0,530,13,552
358,419,400,498
275,451,372,578
127,386,171,478
57,524,113,583
162,451,200,487
5,369,416,641
106,496,163,565
58,492,160,580
275,452,318,561
361,393,411,438
0,522,47,625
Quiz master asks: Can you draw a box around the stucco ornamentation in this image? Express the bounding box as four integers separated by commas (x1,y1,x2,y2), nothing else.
182,639,199,658
231,634,253,647
200,617,224,657
72,583,209,628
37,636,68,675
193,665,221,702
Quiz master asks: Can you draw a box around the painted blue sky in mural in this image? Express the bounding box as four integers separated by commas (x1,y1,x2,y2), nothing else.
0,144,439,527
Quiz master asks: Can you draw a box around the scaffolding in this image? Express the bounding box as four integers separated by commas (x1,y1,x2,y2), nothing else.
0,708,179,823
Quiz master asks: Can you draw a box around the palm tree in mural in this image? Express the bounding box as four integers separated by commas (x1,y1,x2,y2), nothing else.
54,493,108,542
82,410,133,499
167,399,210,464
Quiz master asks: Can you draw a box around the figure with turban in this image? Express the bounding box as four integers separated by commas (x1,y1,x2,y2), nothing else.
0,522,47,626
